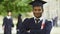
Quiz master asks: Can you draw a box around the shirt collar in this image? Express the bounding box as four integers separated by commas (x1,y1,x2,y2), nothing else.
34,16,43,21
7,16,11,19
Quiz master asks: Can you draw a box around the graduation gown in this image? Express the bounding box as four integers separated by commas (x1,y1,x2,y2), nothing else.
16,21,22,34
22,17,52,34
2,17,14,34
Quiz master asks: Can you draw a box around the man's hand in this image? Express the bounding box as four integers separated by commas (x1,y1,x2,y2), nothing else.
2,26,5,30
17,29,19,31
27,30,30,33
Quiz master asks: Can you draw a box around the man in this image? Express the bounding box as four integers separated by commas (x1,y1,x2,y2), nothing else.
16,14,22,34
2,10,14,34
52,16,58,27
22,0,52,34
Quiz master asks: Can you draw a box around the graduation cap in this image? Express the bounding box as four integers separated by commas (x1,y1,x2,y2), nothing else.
29,0,47,7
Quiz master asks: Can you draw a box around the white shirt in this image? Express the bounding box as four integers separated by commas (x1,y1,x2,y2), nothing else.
34,16,43,23
7,16,11,19
34,16,46,29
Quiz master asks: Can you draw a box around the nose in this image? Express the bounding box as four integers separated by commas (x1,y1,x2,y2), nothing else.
36,11,42,14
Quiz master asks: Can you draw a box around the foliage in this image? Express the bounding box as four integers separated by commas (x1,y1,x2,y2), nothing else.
0,0,32,18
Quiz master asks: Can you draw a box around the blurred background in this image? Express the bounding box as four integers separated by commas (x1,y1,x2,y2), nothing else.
0,0,60,34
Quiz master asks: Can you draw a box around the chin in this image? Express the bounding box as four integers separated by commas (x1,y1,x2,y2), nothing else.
35,16,41,18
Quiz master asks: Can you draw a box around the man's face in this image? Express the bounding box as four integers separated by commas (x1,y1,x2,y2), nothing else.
33,6,43,18
8,12,12,16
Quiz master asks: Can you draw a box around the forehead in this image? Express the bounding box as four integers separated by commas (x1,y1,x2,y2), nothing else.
33,6,42,9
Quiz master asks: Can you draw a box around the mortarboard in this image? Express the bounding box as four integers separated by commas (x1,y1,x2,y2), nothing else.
29,0,47,7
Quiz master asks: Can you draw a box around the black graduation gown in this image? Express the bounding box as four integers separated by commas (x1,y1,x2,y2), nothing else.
16,21,22,34
2,17,14,34
22,17,52,34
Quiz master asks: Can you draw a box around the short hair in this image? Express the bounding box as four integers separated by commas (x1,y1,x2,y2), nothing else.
7,10,12,13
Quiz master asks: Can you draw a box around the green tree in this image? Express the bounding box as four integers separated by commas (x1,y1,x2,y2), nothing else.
0,0,32,18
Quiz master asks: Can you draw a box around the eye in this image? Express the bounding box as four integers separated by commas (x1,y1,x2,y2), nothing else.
34,9,37,11
38,9,41,11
